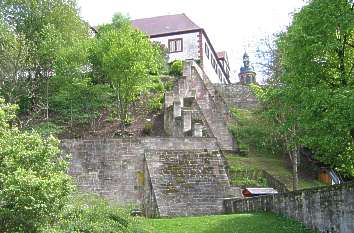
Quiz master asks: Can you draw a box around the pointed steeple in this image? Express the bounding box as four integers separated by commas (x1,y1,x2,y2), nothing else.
238,51,256,85
243,52,250,68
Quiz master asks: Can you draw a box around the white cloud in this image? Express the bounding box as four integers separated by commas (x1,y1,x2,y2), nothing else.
77,0,306,82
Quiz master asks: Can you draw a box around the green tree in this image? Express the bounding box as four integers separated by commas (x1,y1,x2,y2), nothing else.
91,14,164,127
254,0,354,181
277,0,354,177
0,0,89,121
0,18,30,105
0,99,74,232
49,38,111,130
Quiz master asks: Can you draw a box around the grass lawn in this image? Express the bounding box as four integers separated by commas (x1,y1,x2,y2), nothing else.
226,153,324,191
145,213,318,233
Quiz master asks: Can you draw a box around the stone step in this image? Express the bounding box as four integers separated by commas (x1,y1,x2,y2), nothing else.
145,149,230,217
185,61,235,151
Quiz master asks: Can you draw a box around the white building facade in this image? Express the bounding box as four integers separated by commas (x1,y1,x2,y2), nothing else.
131,14,231,84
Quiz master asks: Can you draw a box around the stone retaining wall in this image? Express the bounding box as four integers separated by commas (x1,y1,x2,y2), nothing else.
145,149,230,217
224,182,354,233
61,137,220,206
214,84,258,109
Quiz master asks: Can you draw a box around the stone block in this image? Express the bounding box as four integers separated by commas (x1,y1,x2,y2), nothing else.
183,109,192,133
193,123,203,137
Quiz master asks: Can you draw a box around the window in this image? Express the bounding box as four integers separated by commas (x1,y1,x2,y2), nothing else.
205,43,210,59
211,57,215,68
168,38,183,53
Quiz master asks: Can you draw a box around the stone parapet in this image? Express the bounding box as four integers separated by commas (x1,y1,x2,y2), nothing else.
224,182,354,233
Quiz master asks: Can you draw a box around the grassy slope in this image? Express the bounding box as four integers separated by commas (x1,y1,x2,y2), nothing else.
226,153,324,190
145,213,318,233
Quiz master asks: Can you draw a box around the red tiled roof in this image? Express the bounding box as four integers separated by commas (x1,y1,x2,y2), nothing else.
244,188,278,195
131,13,201,37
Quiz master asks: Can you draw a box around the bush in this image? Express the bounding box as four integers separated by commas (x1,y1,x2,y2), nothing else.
228,165,267,188
31,122,64,137
142,121,153,136
230,108,284,155
147,94,163,113
169,60,183,77
0,99,74,233
41,194,152,233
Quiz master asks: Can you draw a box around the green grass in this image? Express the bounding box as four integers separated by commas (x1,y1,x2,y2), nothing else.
145,213,318,233
226,153,324,191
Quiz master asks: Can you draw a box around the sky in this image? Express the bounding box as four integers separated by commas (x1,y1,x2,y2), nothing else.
77,0,307,83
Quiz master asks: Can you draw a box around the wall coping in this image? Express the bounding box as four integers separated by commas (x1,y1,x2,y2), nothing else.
224,181,354,202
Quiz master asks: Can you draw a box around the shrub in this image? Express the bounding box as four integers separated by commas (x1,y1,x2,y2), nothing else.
0,99,74,233
142,121,153,136
147,94,164,113
230,108,284,155
41,194,152,233
169,60,183,77
31,122,64,137
228,165,268,188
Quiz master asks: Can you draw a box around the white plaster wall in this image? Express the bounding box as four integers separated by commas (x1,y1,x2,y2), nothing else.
151,32,200,63
201,34,227,84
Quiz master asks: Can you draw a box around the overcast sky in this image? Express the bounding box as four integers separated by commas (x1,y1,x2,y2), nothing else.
77,0,307,82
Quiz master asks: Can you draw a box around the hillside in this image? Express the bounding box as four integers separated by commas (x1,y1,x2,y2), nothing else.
226,153,325,191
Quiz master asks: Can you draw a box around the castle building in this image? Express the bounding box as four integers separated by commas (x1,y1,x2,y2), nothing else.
131,14,231,84
238,52,256,85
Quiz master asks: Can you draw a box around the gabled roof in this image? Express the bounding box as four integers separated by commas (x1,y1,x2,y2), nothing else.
131,13,201,37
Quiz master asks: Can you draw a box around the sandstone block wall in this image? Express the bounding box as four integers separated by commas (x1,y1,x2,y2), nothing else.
224,182,354,233
61,139,145,205
61,137,221,207
214,84,259,109
145,149,230,217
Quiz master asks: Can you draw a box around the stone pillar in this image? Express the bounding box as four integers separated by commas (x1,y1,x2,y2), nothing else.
193,123,203,137
172,101,183,137
183,110,192,133
163,106,173,136
164,92,174,109
173,101,181,118
173,116,183,137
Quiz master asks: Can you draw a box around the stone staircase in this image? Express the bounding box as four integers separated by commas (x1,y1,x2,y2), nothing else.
142,60,239,217
163,60,235,151
145,149,230,217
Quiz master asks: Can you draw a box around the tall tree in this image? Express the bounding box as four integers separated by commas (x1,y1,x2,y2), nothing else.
0,0,89,122
255,0,354,180
0,18,29,104
278,0,354,177
91,14,164,127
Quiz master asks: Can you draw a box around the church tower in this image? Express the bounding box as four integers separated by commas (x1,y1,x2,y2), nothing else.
238,52,256,84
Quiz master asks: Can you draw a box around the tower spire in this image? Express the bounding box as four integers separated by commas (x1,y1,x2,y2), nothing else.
238,51,256,85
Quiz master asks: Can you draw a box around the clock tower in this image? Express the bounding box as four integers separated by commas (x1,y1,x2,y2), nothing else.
238,52,256,85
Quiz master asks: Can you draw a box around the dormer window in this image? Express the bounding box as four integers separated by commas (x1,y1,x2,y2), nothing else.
168,38,183,53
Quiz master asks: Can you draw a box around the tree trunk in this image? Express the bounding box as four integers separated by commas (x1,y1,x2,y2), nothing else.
292,149,299,190
46,77,49,120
